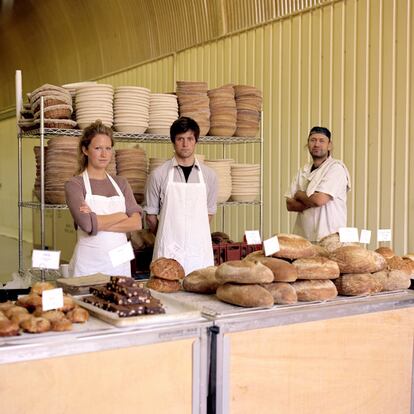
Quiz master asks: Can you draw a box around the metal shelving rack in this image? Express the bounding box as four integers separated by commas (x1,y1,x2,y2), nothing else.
16,73,264,274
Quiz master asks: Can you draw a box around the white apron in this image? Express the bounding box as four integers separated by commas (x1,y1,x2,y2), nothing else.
69,171,131,277
152,163,214,275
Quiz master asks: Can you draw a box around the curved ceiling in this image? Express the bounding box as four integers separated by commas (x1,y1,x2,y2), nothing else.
0,0,329,112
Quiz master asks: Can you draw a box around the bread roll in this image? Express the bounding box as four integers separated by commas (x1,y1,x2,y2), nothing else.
293,257,340,280
375,246,395,259
292,280,338,301
66,307,90,323
147,276,181,292
260,282,298,304
216,283,274,308
251,257,298,282
318,232,359,253
150,258,185,280
373,270,411,291
20,316,51,333
50,318,73,332
334,273,382,296
329,246,386,273
183,266,219,293
215,260,274,284
271,234,315,260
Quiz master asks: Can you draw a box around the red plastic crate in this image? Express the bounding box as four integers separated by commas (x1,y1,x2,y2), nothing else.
213,242,263,265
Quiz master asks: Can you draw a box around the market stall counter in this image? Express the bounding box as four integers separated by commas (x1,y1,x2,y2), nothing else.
0,301,212,414
166,289,414,414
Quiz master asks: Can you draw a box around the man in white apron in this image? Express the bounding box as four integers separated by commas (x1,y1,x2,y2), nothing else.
145,117,218,275
285,126,351,242
69,170,131,276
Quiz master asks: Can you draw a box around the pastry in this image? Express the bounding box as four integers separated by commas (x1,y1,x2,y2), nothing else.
20,316,51,333
66,307,90,323
31,281,55,296
50,318,73,332
0,320,20,337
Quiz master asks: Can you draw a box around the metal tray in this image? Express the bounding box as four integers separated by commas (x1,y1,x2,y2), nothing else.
75,290,203,327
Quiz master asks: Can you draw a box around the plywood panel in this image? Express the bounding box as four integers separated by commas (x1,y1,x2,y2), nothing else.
0,338,194,414
228,307,414,414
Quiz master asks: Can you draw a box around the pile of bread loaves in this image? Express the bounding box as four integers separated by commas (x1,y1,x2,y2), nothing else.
0,282,89,337
181,233,414,308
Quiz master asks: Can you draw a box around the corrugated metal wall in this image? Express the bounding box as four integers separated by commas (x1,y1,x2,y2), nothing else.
1,0,413,254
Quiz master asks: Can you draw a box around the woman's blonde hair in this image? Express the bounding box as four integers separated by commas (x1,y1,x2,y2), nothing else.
76,120,114,175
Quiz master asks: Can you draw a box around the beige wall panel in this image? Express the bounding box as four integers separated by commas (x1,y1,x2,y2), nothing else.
227,307,414,414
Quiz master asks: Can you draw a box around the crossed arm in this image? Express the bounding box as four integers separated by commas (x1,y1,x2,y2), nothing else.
286,191,332,212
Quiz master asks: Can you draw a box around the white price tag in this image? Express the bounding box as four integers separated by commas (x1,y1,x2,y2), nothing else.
359,229,371,244
263,236,280,256
377,229,392,242
108,241,135,267
32,249,61,270
244,230,262,245
42,288,64,311
339,227,359,243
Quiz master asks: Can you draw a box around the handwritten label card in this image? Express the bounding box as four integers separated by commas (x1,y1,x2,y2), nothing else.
42,288,64,311
32,249,61,270
109,241,134,267
339,227,359,243
244,230,262,245
263,236,280,256
377,229,392,242
359,229,372,244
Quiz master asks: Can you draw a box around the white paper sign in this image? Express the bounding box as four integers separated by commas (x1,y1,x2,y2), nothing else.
263,236,280,256
42,288,64,311
359,229,372,244
339,227,359,243
377,229,392,242
244,230,262,245
108,241,135,268
32,249,61,270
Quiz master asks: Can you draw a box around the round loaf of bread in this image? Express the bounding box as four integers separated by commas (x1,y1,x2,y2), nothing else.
386,256,412,276
402,258,414,277
0,320,20,337
243,250,265,261
292,280,338,301
310,244,330,258
216,283,274,308
329,246,386,273
293,257,340,280
249,257,298,282
216,260,274,284
372,270,411,291
271,234,315,260
403,253,414,262
260,282,298,304
150,258,185,280
334,273,382,296
183,266,218,293
147,276,181,292
375,246,395,259
318,232,359,253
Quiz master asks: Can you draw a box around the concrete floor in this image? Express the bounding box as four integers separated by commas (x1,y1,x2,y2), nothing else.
0,235,32,285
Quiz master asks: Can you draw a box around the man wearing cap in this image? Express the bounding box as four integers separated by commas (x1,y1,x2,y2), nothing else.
144,117,218,275
285,126,351,242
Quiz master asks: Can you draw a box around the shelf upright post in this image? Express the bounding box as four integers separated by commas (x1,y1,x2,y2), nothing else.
260,111,264,238
40,97,46,281
16,70,23,273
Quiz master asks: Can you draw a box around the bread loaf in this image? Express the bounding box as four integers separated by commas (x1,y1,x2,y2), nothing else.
271,234,315,260
334,273,382,296
215,260,274,284
183,266,219,293
292,280,338,301
293,257,340,280
310,244,330,258
403,253,414,262
216,283,274,308
245,256,298,282
372,270,411,291
329,246,386,273
150,258,185,280
386,256,412,276
318,232,359,253
147,276,181,292
375,246,395,259
243,250,265,261
402,258,414,277
260,282,298,304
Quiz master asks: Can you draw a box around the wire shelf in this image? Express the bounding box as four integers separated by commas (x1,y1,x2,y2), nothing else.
20,128,262,144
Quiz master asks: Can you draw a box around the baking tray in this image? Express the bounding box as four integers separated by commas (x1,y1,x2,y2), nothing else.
56,274,110,295
161,289,413,319
74,290,203,327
